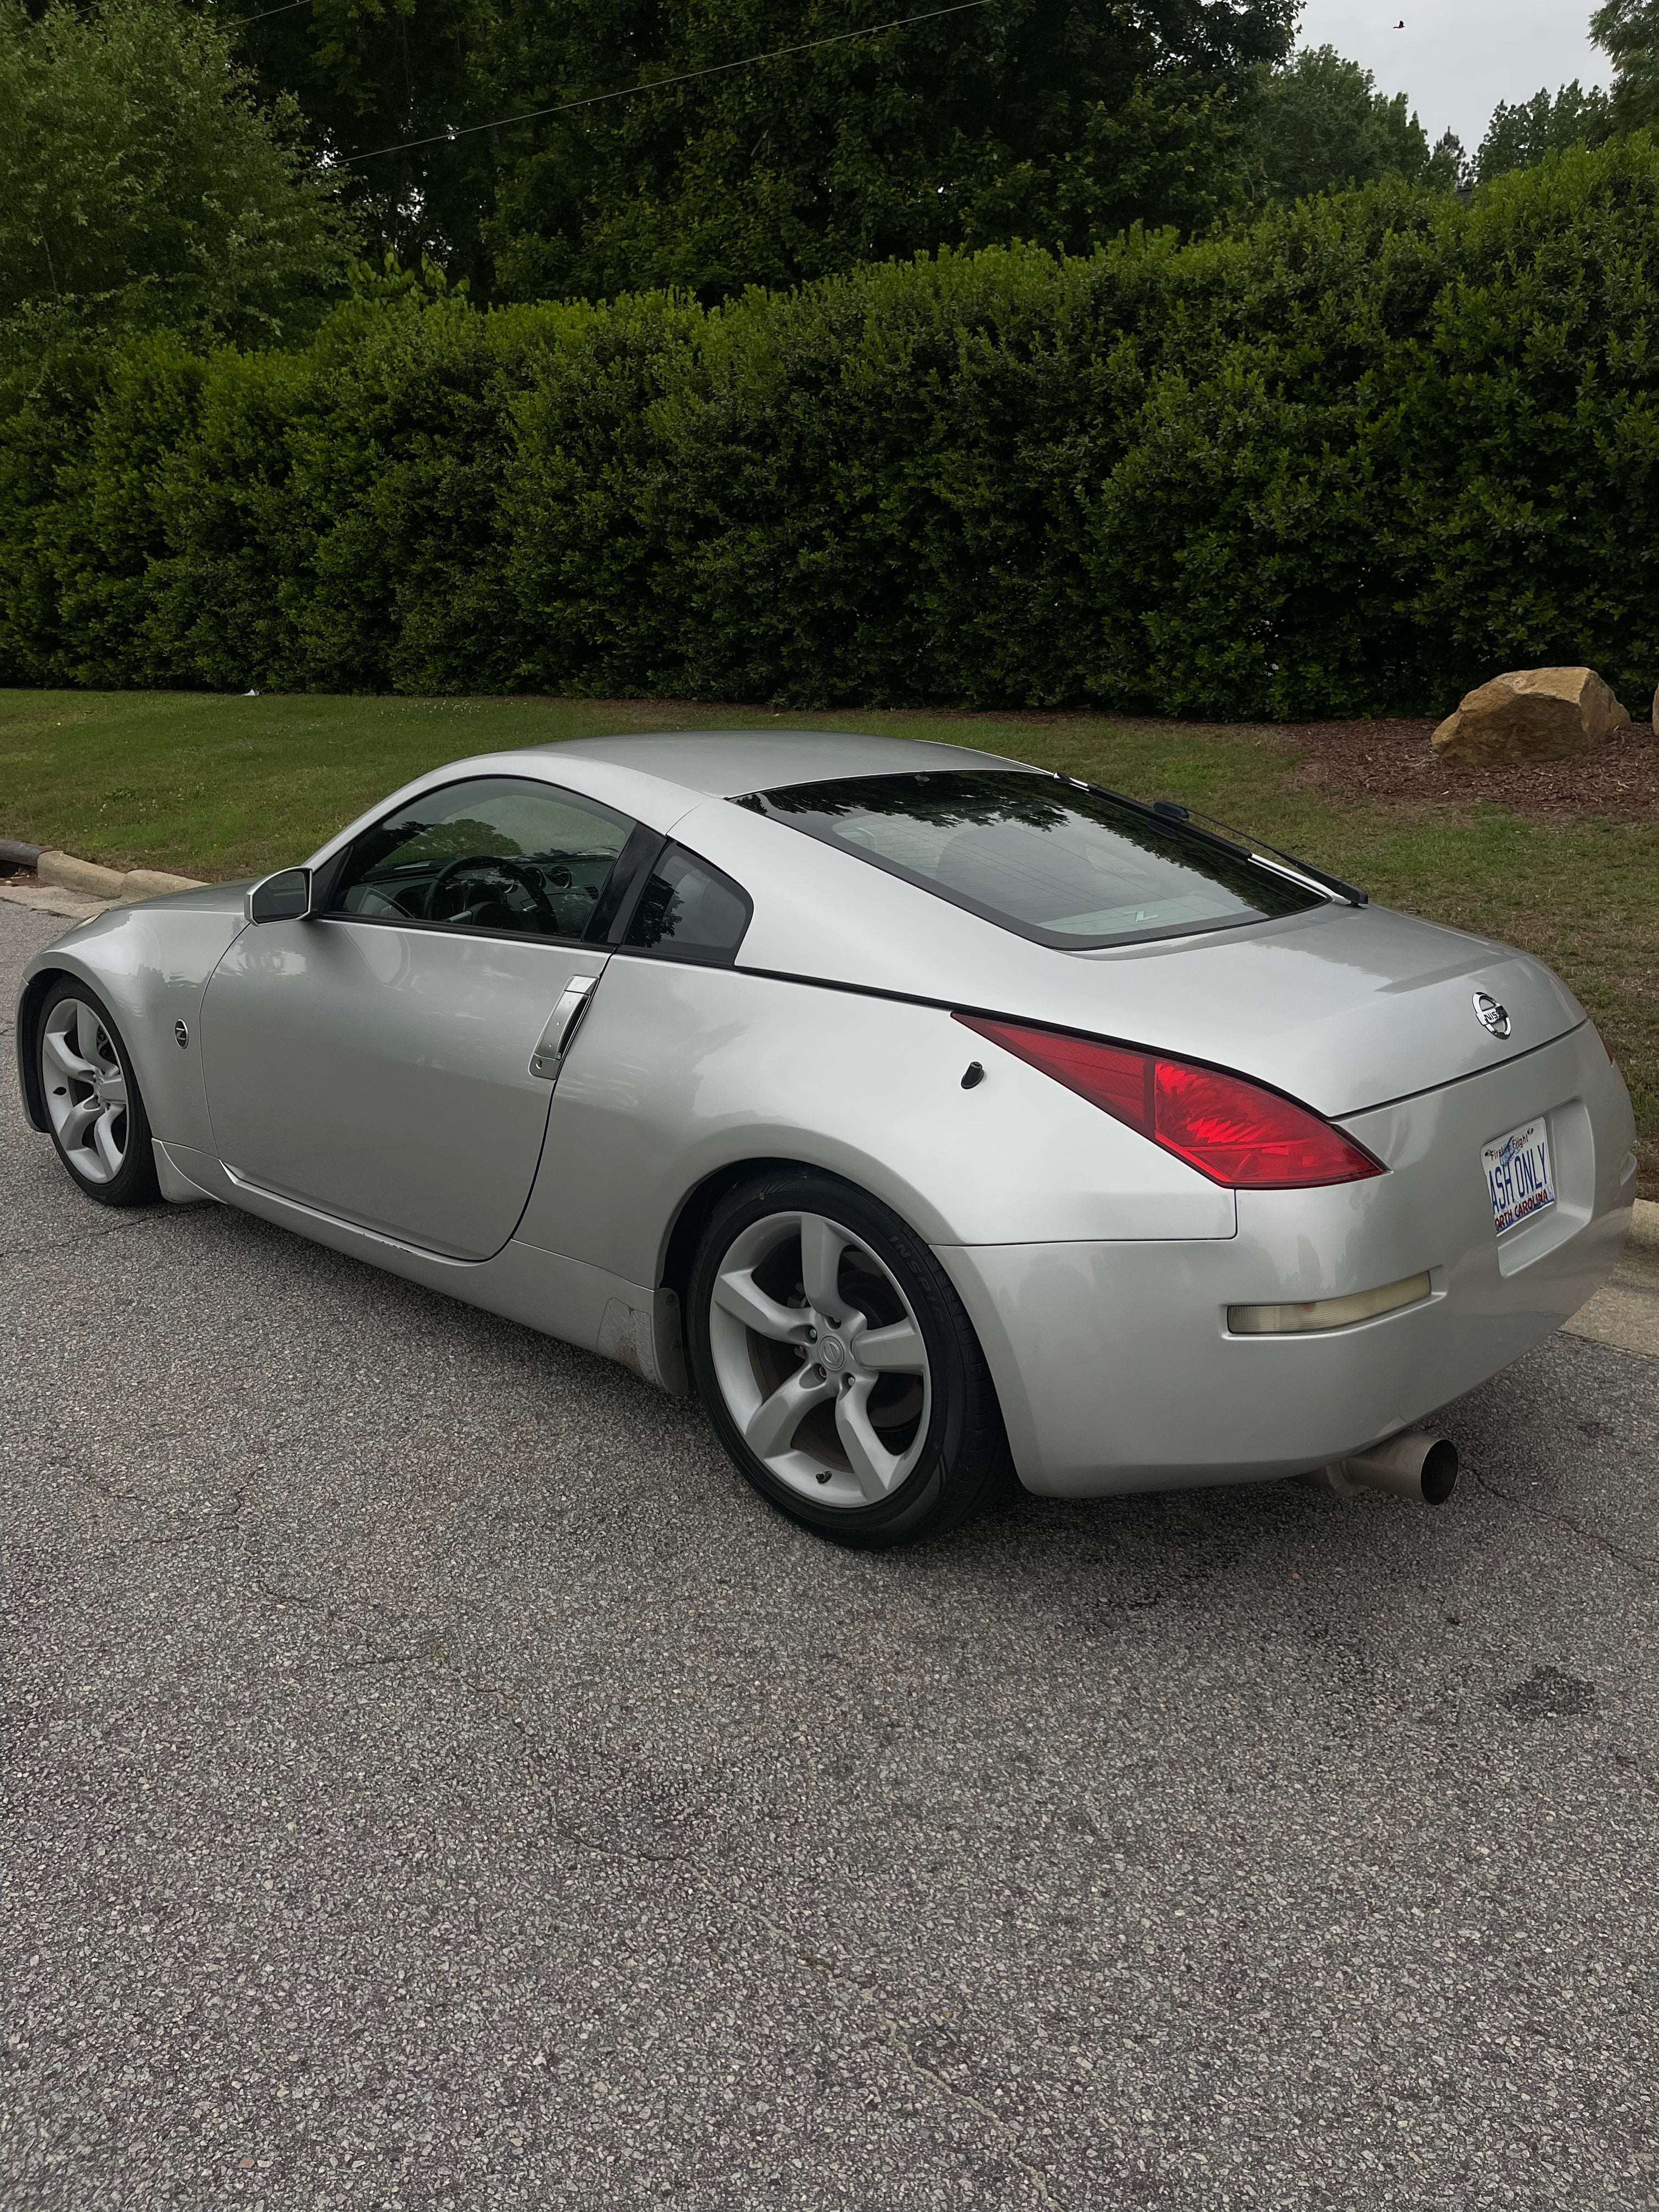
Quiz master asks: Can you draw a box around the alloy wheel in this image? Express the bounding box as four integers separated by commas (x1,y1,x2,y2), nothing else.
706,1209,933,1510
41,996,130,1185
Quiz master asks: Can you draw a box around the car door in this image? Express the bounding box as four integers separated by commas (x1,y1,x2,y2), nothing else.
200,774,650,1260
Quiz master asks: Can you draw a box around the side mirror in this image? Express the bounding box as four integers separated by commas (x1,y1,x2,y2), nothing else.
247,866,312,924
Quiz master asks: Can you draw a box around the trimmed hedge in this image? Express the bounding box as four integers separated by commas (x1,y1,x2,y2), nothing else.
4,139,1659,717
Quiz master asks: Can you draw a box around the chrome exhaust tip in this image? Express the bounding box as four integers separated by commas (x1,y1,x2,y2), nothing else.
1325,1431,1459,1507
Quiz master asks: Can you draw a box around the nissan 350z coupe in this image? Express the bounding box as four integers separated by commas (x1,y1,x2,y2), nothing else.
17,731,1637,1544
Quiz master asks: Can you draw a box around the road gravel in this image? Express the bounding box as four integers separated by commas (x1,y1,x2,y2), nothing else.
3,899,1657,2211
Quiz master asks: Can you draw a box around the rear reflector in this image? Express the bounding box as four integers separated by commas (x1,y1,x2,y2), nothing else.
1228,1272,1433,1335
953,1014,1385,1190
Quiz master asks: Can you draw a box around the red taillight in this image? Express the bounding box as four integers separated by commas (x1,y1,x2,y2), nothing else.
953,1014,1384,1189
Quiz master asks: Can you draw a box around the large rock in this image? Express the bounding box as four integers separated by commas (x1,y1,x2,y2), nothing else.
1431,666,1629,766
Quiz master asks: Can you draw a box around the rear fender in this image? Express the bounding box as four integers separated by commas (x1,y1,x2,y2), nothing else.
517,957,1237,1289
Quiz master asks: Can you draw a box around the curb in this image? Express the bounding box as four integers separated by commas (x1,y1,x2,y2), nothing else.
38,848,204,902
0,842,205,919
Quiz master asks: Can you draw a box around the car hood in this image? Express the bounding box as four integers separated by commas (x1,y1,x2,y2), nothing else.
676,800,1586,1119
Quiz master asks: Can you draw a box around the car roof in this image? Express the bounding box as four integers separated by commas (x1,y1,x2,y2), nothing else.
306,727,1046,877
524,727,1033,800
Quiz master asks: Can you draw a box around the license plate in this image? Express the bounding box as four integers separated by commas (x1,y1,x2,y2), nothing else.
1483,1116,1555,1235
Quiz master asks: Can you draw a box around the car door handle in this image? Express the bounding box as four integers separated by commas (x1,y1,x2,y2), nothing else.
529,974,598,1082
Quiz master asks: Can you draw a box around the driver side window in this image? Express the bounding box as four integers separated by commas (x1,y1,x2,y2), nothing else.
326,776,635,944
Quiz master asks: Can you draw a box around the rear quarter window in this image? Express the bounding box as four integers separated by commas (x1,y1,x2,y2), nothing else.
622,844,752,964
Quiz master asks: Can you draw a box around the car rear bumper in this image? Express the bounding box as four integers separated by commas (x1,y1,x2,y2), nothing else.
936,1024,1638,1498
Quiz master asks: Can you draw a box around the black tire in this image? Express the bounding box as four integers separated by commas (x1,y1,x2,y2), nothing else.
36,978,161,1208
686,1169,1012,1547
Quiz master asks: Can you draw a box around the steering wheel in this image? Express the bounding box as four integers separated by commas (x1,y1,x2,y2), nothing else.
428,853,559,933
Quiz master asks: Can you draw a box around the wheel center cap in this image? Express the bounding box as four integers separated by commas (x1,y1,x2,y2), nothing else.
819,1336,846,1371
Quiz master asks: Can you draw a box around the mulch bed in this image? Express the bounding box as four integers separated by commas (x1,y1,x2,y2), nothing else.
1271,715,1659,824
836,697,1659,822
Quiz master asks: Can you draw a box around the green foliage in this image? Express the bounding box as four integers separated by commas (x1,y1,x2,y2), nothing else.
1593,0,1659,131
4,137,1659,719
1236,44,1442,202
477,0,1296,302
0,0,356,356
233,0,488,290
1478,82,1614,183
231,0,1297,299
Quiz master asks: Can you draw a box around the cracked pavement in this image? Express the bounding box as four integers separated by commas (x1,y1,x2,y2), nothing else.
3,899,1658,2211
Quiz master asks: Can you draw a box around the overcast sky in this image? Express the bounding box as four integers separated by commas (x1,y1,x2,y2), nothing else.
1294,1,1613,154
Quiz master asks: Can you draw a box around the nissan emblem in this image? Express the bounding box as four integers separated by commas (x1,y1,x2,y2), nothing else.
1473,991,1510,1040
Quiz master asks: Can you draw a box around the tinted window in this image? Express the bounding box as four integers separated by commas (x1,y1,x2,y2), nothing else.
328,776,634,943
747,771,1323,948
623,844,751,963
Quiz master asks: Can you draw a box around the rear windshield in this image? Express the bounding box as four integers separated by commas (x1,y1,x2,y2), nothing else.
744,770,1325,949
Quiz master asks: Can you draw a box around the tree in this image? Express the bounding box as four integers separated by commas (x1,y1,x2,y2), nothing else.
1477,82,1613,182
1428,133,1473,191
1235,44,1446,203
229,0,1305,301
228,0,491,294
1592,0,1659,130
0,0,356,351
470,0,1299,303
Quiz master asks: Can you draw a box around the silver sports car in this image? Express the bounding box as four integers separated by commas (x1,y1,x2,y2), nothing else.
18,730,1635,1544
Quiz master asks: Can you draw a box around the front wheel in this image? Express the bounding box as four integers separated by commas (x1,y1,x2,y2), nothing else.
686,1171,1011,1547
37,980,160,1207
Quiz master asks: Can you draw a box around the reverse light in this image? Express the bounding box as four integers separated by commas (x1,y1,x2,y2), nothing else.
953,1014,1385,1190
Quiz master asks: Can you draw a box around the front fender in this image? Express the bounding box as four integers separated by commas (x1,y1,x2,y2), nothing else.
17,885,251,1149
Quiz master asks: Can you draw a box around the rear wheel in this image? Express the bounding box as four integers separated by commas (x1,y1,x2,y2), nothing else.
686,1170,1010,1547
37,980,160,1207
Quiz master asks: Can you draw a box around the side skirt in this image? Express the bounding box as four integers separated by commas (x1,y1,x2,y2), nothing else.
157,1141,689,1394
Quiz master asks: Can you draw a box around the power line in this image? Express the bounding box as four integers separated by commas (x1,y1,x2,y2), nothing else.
227,0,315,23
322,0,997,167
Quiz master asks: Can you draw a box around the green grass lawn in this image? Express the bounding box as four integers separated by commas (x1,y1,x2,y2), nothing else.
3,686,1654,1193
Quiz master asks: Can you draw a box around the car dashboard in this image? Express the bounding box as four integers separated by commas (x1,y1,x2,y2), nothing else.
338,848,617,940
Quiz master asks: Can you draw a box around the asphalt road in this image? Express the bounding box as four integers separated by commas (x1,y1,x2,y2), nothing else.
3,897,1658,2212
